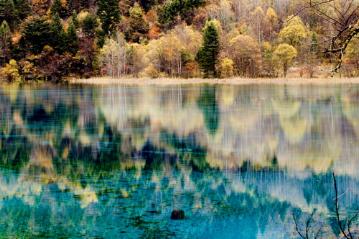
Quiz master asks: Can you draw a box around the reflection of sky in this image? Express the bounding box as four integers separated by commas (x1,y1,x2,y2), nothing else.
0,84,358,238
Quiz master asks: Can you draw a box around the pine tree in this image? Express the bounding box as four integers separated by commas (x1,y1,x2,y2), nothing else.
66,20,79,54
97,0,120,34
51,0,66,18
82,13,98,37
0,20,11,65
71,10,78,28
0,0,17,27
20,17,53,54
50,13,66,53
14,0,30,20
197,21,220,78
140,0,156,12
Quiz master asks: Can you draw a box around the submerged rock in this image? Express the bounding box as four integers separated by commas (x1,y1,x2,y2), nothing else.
170,209,185,220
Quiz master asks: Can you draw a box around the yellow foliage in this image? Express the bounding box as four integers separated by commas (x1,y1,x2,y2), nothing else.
273,44,297,62
279,16,308,46
0,60,22,82
77,11,90,23
140,64,161,78
219,57,234,78
228,34,262,76
266,7,278,25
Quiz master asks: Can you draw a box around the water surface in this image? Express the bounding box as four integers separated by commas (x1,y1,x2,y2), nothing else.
0,84,358,238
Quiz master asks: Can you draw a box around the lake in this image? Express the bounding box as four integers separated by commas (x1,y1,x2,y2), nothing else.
0,83,358,238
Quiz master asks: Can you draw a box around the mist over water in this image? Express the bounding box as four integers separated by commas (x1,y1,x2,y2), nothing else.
0,84,358,238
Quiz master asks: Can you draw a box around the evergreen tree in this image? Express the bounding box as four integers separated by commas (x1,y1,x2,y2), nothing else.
197,21,220,78
82,13,98,37
51,0,66,18
140,0,157,12
20,17,53,54
0,0,17,27
97,0,120,34
66,20,79,54
0,20,11,65
159,0,205,26
71,10,79,28
14,0,31,20
51,13,66,53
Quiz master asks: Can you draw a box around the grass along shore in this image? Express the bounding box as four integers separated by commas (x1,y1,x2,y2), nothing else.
69,77,359,86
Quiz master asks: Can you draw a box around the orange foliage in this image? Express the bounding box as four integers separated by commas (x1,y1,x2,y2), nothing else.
148,25,161,40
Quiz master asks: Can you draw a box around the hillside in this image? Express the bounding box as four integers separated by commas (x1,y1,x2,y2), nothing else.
0,0,359,81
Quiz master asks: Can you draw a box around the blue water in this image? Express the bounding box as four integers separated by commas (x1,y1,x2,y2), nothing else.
0,84,358,238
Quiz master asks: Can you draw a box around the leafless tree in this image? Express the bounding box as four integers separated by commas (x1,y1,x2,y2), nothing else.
296,0,359,74
293,173,359,239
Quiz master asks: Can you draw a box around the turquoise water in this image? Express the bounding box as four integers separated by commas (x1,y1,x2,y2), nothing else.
0,84,358,238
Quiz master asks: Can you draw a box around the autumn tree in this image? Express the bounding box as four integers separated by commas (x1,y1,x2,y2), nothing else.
305,0,359,72
227,34,262,77
279,16,308,47
197,20,220,78
343,37,359,76
262,41,276,77
143,24,202,77
0,59,21,81
219,57,234,78
206,0,235,32
125,3,149,43
273,43,297,77
264,7,278,40
251,6,265,43
100,33,128,77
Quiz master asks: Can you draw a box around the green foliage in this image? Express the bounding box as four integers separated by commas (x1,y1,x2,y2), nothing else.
159,0,205,26
0,20,11,65
71,10,79,28
50,13,67,53
0,0,16,27
139,0,157,12
197,86,219,135
82,13,98,37
197,20,220,78
97,0,120,34
66,20,79,54
51,0,67,18
20,17,53,54
13,0,30,21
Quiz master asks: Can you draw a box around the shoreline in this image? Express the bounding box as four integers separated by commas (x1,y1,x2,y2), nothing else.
70,77,359,86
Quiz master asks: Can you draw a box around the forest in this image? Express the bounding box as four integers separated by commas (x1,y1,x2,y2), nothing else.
1,0,359,81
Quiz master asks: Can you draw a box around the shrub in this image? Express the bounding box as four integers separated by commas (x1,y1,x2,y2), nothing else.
219,57,234,78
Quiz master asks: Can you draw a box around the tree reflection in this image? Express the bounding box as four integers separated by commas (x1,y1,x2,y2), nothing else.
0,84,358,238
